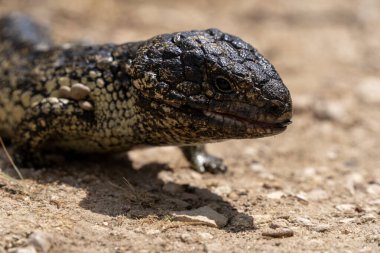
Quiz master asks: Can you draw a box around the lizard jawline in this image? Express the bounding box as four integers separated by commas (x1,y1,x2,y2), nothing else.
156,98,290,134
202,110,290,134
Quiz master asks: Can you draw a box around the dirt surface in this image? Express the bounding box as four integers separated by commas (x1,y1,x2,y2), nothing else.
1,0,379,252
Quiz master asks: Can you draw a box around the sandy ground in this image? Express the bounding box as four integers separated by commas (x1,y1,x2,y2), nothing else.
0,0,379,252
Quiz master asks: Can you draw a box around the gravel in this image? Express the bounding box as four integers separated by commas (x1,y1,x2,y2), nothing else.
171,206,228,228
262,228,294,238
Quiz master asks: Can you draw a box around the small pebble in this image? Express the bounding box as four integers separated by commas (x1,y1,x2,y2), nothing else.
252,214,273,224
295,217,313,227
212,185,232,195
326,150,338,160
204,243,222,253
298,189,329,202
313,100,348,123
70,83,91,100
312,224,331,232
9,246,37,253
356,77,380,104
293,94,313,113
145,229,161,235
269,219,289,229
302,167,317,177
266,191,285,200
28,231,53,253
250,162,265,173
171,206,228,228
295,193,309,203
345,173,365,195
340,228,351,235
262,228,294,238
198,232,213,240
369,199,380,206
366,233,380,244
228,191,240,201
335,204,357,213
243,147,258,156
180,233,193,243
359,213,377,223
262,182,282,190
338,218,356,224
305,239,324,247
366,184,380,195
189,171,203,180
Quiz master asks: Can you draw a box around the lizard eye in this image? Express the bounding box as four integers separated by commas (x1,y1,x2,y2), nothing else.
214,77,233,93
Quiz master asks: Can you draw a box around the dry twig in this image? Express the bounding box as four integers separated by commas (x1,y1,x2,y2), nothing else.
0,136,23,179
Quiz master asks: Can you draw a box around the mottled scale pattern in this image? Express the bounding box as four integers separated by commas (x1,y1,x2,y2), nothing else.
1,40,140,150
0,14,292,172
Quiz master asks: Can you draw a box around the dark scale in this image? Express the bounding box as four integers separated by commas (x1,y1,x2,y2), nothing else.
0,14,292,173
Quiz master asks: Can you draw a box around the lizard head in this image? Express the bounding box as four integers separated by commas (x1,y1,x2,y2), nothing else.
129,29,292,144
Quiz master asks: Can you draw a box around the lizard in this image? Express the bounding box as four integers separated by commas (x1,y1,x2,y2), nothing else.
0,14,292,173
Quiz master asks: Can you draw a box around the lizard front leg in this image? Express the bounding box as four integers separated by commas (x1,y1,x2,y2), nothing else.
13,97,95,167
180,144,227,174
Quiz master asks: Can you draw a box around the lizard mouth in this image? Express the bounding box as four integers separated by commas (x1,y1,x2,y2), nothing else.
154,97,291,135
202,110,292,134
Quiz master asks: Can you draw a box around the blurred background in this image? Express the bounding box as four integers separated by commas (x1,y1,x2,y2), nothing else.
1,0,379,252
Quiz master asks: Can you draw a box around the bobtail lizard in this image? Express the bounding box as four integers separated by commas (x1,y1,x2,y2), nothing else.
0,14,292,173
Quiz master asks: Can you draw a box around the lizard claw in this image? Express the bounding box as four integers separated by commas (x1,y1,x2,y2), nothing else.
180,145,228,174
192,153,228,174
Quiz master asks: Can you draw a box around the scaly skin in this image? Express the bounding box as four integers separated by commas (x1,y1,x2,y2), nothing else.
0,14,292,173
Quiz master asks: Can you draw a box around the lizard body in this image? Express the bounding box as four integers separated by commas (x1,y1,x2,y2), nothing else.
0,14,292,173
